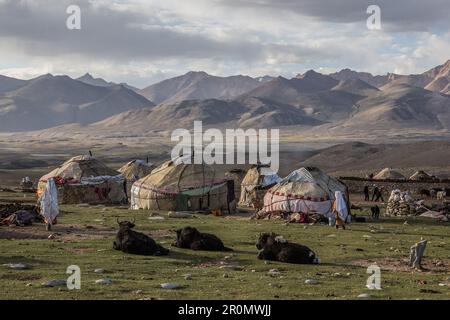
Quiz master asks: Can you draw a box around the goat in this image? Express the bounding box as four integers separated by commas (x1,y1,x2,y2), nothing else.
172,226,232,251
437,191,447,201
256,233,319,264
113,218,169,256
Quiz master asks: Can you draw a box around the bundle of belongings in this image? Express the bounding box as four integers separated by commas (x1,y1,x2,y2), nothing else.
37,155,127,205
416,200,449,222
253,167,349,224
0,203,42,226
419,210,449,222
385,189,416,216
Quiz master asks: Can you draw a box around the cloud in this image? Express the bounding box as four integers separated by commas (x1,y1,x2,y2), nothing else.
217,0,450,32
0,0,448,86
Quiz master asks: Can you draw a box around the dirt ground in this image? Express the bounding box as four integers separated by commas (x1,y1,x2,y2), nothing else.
351,257,450,274
0,223,115,241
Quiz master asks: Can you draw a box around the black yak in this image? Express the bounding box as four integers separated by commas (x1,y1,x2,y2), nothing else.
113,219,169,256
256,233,319,264
172,226,232,251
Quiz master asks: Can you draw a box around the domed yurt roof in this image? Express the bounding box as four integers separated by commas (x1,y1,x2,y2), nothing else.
263,167,348,216
130,156,235,212
409,170,435,181
373,168,405,180
37,155,126,205
268,167,346,201
135,159,227,194
119,160,155,180
40,155,120,182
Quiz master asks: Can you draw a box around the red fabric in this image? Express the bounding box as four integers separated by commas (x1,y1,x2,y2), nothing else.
299,213,308,223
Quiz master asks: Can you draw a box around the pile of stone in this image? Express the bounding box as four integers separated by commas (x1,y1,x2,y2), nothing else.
386,189,416,216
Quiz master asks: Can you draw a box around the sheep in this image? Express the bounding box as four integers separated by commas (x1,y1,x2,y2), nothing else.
172,226,232,251
256,232,319,264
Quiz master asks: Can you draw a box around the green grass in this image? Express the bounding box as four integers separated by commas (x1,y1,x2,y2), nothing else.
0,193,449,300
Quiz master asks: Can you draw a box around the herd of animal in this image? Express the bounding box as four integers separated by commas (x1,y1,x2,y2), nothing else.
419,188,449,199
113,219,319,265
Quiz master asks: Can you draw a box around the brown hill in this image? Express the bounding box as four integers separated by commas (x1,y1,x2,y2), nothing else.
0,74,28,94
139,71,261,104
339,84,450,132
300,141,450,173
0,74,154,132
331,79,380,97
92,97,322,131
331,60,450,93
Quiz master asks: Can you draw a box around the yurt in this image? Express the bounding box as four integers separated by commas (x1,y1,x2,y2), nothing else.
130,158,235,212
119,160,156,197
37,155,127,205
263,167,349,217
225,168,247,202
409,170,436,182
239,165,281,207
373,168,406,180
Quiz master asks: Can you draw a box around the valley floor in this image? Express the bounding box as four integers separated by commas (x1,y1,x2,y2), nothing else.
0,137,449,300
0,190,449,300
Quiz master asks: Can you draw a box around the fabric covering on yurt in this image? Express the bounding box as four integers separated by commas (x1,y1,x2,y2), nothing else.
119,160,156,198
37,155,127,205
119,160,155,181
130,158,235,212
373,168,406,180
239,165,281,207
225,168,247,203
263,167,349,217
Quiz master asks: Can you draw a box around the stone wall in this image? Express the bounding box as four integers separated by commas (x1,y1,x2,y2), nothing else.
340,177,450,196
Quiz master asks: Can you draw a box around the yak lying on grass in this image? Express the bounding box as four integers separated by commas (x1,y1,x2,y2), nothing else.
113,219,169,256
256,233,319,264
173,226,232,251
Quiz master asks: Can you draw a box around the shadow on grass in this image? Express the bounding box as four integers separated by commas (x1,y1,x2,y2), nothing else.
0,255,49,265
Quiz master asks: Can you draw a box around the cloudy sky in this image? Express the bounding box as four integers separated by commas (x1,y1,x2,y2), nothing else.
0,0,449,88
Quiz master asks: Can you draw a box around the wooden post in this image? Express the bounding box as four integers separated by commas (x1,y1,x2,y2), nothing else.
409,240,427,269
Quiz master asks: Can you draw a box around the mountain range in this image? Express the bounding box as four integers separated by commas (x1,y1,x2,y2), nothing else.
138,71,263,104
0,74,153,131
0,60,449,136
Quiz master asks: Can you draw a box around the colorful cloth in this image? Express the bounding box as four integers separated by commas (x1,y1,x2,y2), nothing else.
333,191,348,222
40,178,59,225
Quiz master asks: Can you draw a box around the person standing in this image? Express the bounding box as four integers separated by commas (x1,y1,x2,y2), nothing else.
364,185,370,201
372,186,379,202
375,187,385,202
372,187,384,202
332,191,348,230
